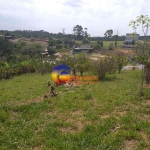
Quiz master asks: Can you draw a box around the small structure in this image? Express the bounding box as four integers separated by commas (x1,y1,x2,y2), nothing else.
41,49,61,63
41,49,51,62
53,52,61,57
41,49,49,55
72,45,93,55
123,33,139,48
5,36,13,39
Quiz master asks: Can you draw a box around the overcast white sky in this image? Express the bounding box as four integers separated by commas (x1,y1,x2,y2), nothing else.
0,0,150,36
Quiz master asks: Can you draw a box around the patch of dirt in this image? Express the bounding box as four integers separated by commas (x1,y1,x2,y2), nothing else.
119,111,126,116
66,118,74,123
61,112,91,133
139,114,150,121
115,48,134,55
34,123,46,135
115,111,127,116
11,39,19,42
18,96,45,106
46,111,56,116
145,100,150,105
65,109,87,129
60,127,76,133
101,115,110,119
124,140,137,150
76,120,84,131
143,84,150,88
143,148,150,150
32,146,41,150
130,104,140,109
71,110,83,116
61,119,91,134
140,132,149,143
14,93,51,106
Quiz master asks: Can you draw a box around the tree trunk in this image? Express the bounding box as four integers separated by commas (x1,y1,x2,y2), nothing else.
140,67,144,96
80,71,83,76
144,62,150,84
118,66,122,74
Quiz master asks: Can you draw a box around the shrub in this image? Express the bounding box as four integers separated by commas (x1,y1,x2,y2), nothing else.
108,43,114,50
92,57,117,80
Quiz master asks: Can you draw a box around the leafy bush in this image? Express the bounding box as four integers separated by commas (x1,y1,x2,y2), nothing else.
115,41,117,47
82,38,90,43
0,59,53,79
92,57,117,80
108,43,114,50
97,41,103,47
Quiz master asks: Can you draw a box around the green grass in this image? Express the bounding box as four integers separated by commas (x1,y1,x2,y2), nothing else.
103,41,124,49
91,41,124,49
76,40,124,49
0,71,150,149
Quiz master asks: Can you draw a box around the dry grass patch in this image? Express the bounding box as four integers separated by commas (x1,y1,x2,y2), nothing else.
60,110,91,133
18,96,45,106
71,109,83,116
61,119,91,134
124,139,137,150
101,114,110,119
145,99,150,105
129,103,140,109
32,147,39,150
140,132,149,144
60,127,76,134
114,111,127,118
115,48,134,55
143,84,150,88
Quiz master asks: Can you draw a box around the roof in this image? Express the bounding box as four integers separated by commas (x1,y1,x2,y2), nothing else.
125,33,139,41
73,45,93,50
44,49,48,52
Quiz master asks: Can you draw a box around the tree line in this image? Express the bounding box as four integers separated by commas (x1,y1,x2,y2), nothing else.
1,29,149,42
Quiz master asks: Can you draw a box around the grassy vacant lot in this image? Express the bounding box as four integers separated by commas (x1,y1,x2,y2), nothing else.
11,38,49,50
91,41,124,49
0,70,150,150
103,41,124,48
76,41,124,49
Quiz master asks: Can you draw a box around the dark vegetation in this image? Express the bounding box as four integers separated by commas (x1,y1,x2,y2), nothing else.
1,29,149,41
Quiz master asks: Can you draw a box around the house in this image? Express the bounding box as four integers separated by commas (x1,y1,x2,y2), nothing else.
123,33,139,48
71,45,93,55
5,36,13,39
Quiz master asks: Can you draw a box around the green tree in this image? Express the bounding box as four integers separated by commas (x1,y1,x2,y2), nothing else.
82,38,90,43
57,55,74,67
104,29,113,38
76,53,90,76
129,14,150,96
0,37,14,60
97,41,103,49
100,41,103,48
73,25,84,40
108,43,114,50
48,39,55,47
115,52,128,73
114,28,120,48
84,27,90,38
92,57,117,80
115,41,117,48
